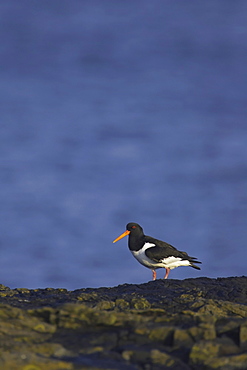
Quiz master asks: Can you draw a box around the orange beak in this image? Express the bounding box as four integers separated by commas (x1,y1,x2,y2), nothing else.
113,230,130,243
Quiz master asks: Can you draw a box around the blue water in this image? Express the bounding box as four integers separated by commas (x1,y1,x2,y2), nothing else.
0,1,246,289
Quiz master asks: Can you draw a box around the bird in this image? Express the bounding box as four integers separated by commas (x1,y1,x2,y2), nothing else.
113,222,201,281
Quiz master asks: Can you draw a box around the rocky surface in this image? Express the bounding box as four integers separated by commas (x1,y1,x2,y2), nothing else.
0,276,246,369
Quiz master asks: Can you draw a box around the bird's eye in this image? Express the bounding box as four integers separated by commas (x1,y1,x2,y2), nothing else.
132,226,136,229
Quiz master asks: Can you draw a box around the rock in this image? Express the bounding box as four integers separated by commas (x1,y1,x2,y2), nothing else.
240,320,247,350
0,277,246,369
149,326,174,344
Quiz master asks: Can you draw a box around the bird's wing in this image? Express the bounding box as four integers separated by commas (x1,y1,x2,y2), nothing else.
144,236,200,263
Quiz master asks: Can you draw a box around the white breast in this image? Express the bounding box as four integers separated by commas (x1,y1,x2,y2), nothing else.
131,243,158,268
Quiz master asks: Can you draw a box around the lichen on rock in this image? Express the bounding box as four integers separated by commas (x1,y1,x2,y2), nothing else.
0,277,246,369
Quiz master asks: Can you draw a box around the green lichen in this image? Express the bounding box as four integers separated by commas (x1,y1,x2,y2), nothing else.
95,300,115,310
240,322,247,350
190,340,221,364
149,326,174,343
131,297,151,309
151,349,175,366
0,277,246,369
115,298,130,309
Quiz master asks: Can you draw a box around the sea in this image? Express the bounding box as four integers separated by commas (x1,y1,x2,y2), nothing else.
0,0,246,289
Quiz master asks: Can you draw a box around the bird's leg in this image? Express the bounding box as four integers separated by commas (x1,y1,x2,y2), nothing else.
152,270,157,281
164,268,170,279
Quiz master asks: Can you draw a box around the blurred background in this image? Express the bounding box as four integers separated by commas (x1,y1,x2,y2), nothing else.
0,1,246,289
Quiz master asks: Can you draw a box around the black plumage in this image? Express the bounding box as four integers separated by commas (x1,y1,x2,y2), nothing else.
113,222,201,280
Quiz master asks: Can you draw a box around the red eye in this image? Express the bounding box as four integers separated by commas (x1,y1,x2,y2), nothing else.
132,226,136,229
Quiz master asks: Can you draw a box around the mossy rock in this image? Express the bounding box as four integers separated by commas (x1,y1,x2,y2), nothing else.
0,277,246,369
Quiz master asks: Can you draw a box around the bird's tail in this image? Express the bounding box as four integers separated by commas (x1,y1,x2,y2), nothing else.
189,257,202,270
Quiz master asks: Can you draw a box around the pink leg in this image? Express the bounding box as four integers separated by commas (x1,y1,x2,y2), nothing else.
164,268,170,279
152,270,157,281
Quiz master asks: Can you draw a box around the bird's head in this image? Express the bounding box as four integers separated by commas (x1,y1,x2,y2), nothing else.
113,222,143,243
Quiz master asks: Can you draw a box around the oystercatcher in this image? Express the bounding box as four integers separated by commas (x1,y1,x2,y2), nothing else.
113,222,201,280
